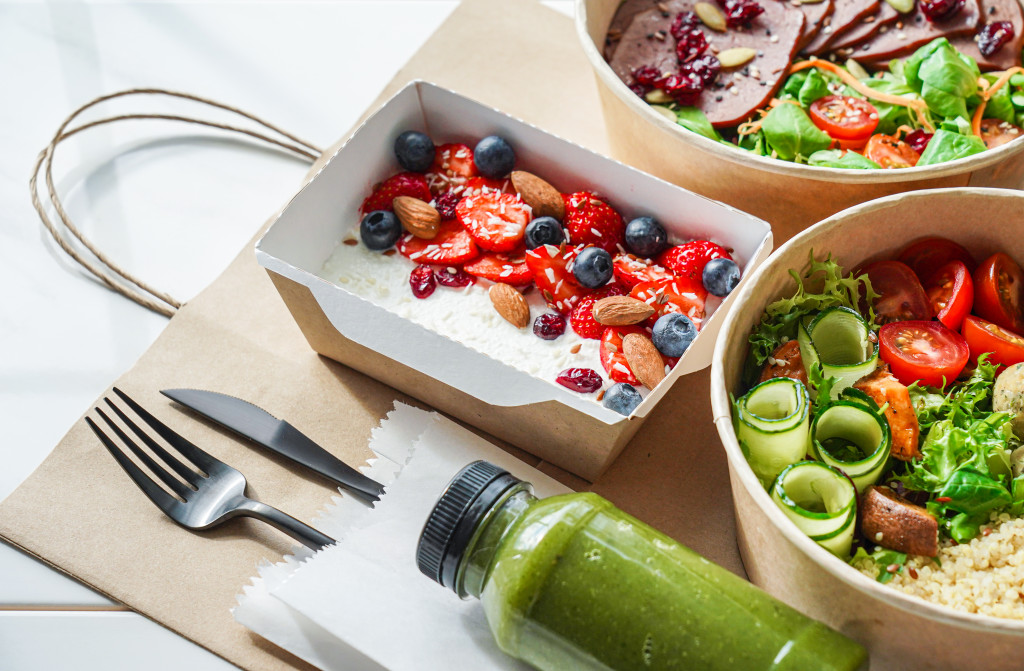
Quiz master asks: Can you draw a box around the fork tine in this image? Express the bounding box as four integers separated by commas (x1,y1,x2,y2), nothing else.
86,416,182,514
94,406,194,499
111,387,221,474
103,397,203,489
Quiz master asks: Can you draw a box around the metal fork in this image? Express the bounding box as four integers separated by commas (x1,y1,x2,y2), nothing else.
86,387,334,550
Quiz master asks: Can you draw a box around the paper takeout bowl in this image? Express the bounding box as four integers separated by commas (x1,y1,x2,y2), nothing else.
256,81,771,481
576,0,1024,242
710,187,1024,670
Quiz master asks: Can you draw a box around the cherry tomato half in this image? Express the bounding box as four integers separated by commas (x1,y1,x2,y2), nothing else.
809,95,880,143
973,252,1024,334
863,134,920,169
924,260,974,331
879,321,969,388
962,315,1024,368
897,236,976,281
978,118,1024,150
860,260,932,324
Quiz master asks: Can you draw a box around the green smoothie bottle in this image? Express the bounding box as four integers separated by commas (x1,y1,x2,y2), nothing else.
416,461,868,671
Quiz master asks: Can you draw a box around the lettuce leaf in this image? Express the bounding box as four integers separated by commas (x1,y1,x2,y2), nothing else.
850,546,908,584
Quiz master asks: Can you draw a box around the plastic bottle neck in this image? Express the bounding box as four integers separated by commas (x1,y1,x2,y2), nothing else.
454,483,536,599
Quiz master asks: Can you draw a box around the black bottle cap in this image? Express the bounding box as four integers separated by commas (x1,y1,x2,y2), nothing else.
416,460,522,592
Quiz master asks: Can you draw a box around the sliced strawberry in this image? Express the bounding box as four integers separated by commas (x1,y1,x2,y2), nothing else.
600,325,645,385
562,192,625,254
397,220,479,265
361,172,432,214
658,241,732,289
631,278,706,329
425,143,477,195
463,247,532,285
461,176,514,197
456,192,532,252
525,244,589,314
612,253,674,289
570,285,627,339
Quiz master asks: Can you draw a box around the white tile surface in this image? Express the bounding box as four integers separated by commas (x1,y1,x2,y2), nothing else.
0,0,570,667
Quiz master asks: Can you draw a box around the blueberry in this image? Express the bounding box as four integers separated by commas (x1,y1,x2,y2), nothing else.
624,216,668,257
573,247,613,288
394,131,435,172
702,258,741,297
603,383,643,416
524,216,565,249
651,313,697,357
359,210,402,251
473,135,516,178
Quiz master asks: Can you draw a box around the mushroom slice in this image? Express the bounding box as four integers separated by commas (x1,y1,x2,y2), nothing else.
860,485,939,557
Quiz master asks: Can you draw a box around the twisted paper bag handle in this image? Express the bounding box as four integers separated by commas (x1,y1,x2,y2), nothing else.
30,88,323,317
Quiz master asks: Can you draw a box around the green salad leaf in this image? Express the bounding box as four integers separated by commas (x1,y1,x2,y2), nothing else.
797,68,831,107
983,74,1016,124
761,103,833,161
674,107,721,141
850,546,909,584
909,355,1000,435
808,149,882,169
845,75,917,135
736,128,769,156
917,129,987,166
904,38,981,121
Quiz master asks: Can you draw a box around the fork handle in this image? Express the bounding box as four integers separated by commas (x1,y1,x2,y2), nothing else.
238,499,335,550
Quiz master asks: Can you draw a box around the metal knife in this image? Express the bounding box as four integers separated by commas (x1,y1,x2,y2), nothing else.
161,388,384,503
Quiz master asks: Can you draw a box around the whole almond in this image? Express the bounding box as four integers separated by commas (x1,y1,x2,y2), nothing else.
393,196,440,239
489,283,530,329
717,47,757,69
511,171,565,220
695,2,727,32
623,333,666,390
593,296,655,326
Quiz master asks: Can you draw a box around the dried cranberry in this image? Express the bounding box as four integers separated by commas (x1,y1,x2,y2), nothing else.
920,0,964,22
656,71,705,106
633,65,662,86
630,83,651,98
432,191,461,221
434,267,475,288
978,21,1015,57
674,28,708,63
533,313,567,340
686,54,721,87
669,11,700,41
905,129,933,154
409,265,436,299
556,368,604,393
716,0,765,28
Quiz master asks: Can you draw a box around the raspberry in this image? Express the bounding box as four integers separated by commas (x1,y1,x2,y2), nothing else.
409,265,437,299
978,21,1015,57
555,368,604,393
433,191,461,220
533,313,567,340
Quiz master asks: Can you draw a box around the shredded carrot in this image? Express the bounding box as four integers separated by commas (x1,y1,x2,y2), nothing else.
972,103,986,138
983,66,1024,101
789,58,934,131
970,67,1024,137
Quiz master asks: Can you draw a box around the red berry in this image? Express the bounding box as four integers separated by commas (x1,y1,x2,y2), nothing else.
658,240,731,289
978,21,1015,57
533,313,567,340
461,176,514,197
555,368,604,393
361,172,432,214
409,265,436,299
434,267,476,288
570,285,627,339
674,28,708,63
633,65,662,86
456,192,532,252
562,192,625,254
716,0,765,27
905,129,933,154
612,253,674,289
600,326,645,385
398,220,480,265
631,278,706,329
425,143,477,195
920,0,964,21
464,248,532,285
432,191,462,220
669,11,700,41
525,244,589,314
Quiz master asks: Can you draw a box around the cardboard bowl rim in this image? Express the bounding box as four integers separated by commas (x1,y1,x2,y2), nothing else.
710,187,1024,635
574,0,1024,184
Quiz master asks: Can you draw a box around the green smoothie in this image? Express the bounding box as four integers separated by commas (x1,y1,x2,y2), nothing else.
418,462,868,671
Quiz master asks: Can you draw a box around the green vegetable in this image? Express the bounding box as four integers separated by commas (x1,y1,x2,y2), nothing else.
849,546,909,584
909,355,1000,436
984,74,1016,124
797,68,831,107
781,71,809,99
847,76,916,135
761,103,833,161
736,128,769,156
904,38,981,121
916,129,987,166
808,149,882,169
674,107,721,141
744,253,876,386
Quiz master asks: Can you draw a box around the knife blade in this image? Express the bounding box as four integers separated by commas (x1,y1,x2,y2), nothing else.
161,388,384,503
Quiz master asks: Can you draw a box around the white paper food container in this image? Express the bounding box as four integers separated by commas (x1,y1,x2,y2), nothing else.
576,0,1024,242
256,81,771,481
710,187,1024,670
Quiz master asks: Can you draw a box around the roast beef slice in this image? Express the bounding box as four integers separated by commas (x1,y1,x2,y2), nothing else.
856,0,983,64
952,0,1024,71
802,0,881,54
827,2,900,53
607,0,805,127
